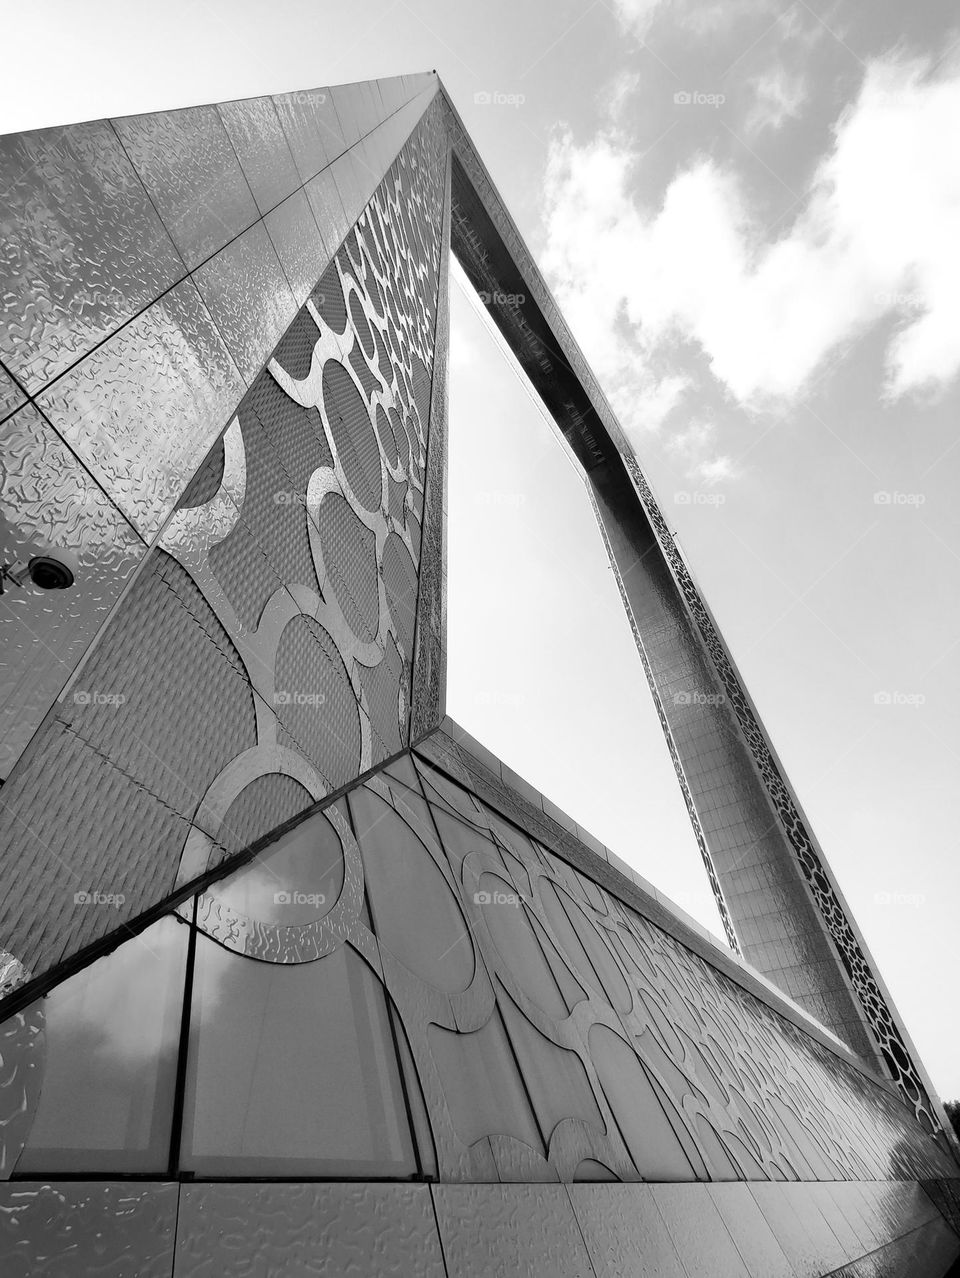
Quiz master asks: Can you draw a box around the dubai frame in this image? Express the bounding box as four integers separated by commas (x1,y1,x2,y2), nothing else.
0,72,958,1275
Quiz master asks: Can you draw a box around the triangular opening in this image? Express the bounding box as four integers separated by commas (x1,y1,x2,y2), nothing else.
445,257,728,945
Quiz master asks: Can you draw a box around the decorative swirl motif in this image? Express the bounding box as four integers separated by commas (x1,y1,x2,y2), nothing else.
156,104,449,869
358,758,956,1185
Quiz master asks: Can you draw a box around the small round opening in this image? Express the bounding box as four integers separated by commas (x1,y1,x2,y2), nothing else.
29,556,75,590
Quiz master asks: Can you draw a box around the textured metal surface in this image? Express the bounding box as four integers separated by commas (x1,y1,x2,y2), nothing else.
0,364,25,422
433,1184,597,1277
0,120,184,394
193,222,298,383
568,1184,688,1277
112,105,258,271
0,551,259,974
0,99,444,992
273,88,346,186
0,1006,44,1178
37,277,245,538
410,150,450,741
217,95,300,217
0,403,146,776
174,1182,445,1277
265,189,330,305
0,1181,178,1277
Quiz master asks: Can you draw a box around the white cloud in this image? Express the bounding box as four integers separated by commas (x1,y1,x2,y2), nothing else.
745,67,808,134
611,0,774,39
542,55,960,412
667,420,738,485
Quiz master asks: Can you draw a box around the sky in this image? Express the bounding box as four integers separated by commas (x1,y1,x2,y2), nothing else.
3,0,959,1098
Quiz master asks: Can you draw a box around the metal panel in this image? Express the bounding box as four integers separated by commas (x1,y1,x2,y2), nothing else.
432,1184,598,1278
567,1184,688,1278
217,95,300,216
193,221,298,383
0,120,184,394
273,88,346,185
113,106,258,271
37,278,244,538
0,403,146,776
0,1182,177,1278
174,1183,444,1277
265,189,331,305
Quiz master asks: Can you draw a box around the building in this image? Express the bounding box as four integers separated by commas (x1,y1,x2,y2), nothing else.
0,72,958,1275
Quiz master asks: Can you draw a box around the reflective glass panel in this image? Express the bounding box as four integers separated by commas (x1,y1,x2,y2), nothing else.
181,937,416,1176
16,915,188,1173
210,813,345,925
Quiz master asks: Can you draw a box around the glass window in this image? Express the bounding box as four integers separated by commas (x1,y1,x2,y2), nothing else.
210,812,345,925
180,936,416,1177
15,915,188,1174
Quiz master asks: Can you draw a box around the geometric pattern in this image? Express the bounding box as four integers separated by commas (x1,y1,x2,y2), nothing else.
0,739,955,1192
0,98,446,989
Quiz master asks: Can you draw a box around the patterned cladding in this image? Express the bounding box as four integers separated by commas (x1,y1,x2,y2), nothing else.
0,75,436,794
0,1180,953,1277
0,403,147,775
0,104,448,989
0,746,953,1205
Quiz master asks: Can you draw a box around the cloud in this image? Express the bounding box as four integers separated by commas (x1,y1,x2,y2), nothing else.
745,67,808,134
667,420,739,485
541,55,960,413
611,0,775,39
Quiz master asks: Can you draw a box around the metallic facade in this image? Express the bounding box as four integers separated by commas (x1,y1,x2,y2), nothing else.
0,72,958,1276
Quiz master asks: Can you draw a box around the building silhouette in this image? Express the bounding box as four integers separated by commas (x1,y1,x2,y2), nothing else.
0,72,958,1274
